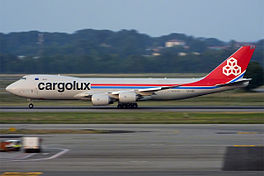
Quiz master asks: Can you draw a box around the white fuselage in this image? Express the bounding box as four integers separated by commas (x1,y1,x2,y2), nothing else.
6,74,240,101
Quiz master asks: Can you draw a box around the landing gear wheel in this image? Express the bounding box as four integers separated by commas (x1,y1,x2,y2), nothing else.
133,103,138,109
117,103,138,109
28,103,34,109
128,103,133,109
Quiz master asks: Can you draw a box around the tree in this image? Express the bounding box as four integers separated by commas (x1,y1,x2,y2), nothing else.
244,62,264,91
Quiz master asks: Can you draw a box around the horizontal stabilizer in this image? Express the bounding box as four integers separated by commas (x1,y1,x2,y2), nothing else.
216,78,251,87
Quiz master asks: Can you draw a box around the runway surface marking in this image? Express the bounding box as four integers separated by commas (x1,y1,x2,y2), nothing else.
19,153,36,160
10,148,69,162
237,131,259,134
233,145,258,147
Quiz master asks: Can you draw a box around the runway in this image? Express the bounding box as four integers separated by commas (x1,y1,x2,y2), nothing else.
0,124,263,176
0,106,263,112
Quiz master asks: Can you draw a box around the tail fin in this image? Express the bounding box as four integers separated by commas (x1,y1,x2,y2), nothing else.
187,45,255,86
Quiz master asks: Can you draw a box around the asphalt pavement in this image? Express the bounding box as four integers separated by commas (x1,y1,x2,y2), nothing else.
0,124,263,176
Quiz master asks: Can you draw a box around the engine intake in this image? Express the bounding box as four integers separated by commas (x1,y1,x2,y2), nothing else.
119,91,137,103
91,94,111,106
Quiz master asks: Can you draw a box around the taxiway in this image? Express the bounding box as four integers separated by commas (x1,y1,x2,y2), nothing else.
0,124,263,175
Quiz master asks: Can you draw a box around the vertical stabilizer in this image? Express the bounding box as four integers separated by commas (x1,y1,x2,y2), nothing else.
185,46,255,86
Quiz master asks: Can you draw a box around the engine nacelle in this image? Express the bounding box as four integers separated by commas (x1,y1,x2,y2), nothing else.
91,94,111,106
119,91,137,103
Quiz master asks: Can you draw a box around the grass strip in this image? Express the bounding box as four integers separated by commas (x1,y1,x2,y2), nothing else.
0,112,263,124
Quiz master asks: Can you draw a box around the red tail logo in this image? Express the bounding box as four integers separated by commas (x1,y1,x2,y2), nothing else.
222,57,241,76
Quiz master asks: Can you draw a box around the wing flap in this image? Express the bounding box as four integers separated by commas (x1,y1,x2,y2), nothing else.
74,92,92,99
136,85,180,95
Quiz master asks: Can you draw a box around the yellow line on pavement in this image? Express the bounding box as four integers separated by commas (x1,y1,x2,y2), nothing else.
237,131,258,134
233,145,256,147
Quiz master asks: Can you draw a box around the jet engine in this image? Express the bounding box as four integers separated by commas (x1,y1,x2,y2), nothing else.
91,94,111,106
119,91,137,103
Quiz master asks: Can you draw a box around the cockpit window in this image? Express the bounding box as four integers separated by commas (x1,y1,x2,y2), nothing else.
20,77,26,80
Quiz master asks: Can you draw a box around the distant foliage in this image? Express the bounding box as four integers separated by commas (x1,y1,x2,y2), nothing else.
0,29,263,74
244,62,264,90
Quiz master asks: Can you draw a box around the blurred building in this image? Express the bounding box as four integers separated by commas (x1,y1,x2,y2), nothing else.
152,52,161,56
178,52,187,56
165,40,185,47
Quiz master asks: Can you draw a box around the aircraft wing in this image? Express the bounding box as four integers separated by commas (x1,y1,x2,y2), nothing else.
75,85,180,99
75,77,250,100
73,92,93,99
136,85,180,96
110,85,180,97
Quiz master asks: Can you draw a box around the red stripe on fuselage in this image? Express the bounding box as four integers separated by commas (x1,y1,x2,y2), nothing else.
91,84,179,86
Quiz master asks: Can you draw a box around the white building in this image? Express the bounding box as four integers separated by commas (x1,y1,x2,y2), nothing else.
178,52,187,56
152,52,161,56
192,52,200,55
165,40,185,47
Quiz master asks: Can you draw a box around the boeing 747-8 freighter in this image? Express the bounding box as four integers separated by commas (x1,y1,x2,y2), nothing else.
6,46,255,109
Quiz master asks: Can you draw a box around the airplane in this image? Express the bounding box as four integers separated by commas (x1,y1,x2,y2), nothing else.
6,45,255,109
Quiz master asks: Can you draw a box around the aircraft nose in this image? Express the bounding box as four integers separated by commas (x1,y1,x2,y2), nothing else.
6,83,17,94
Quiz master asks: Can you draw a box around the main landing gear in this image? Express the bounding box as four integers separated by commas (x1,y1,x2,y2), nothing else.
117,103,138,109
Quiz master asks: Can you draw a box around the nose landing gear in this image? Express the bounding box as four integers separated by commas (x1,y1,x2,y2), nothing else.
28,103,34,109
27,99,34,109
117,103,138,109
